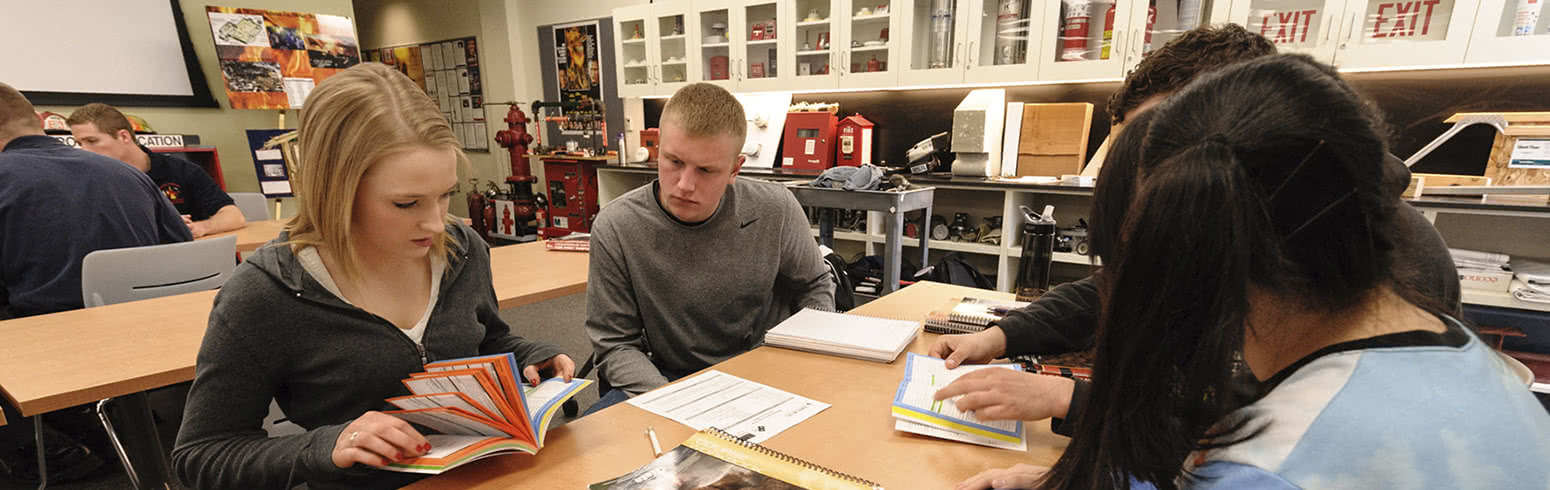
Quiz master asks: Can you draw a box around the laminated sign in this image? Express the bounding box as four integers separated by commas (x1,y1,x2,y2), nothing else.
1509,138,1550,169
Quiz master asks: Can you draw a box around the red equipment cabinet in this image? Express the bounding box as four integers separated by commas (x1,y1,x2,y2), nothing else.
539,156,608,237
835,114,874,167
781,111,837,170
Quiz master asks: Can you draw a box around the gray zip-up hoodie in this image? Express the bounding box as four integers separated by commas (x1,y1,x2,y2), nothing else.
171,222,562,490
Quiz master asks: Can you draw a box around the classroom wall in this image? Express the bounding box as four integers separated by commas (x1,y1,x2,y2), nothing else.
34,0,357,219
356,0,505,217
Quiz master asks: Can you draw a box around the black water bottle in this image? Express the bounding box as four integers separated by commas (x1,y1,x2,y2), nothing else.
1015,205,1056,302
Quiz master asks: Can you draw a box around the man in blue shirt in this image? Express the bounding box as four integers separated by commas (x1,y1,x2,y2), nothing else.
0,81,190,483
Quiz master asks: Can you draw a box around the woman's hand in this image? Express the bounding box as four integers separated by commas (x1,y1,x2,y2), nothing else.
929,327,1009,368
331,411,431,469
933,369,1075,422
955,463,1049,490
522,353,575,385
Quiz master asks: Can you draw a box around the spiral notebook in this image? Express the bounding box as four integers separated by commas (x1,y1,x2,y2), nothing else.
763,308,920,363
923,297,1030,335
589,428,883,490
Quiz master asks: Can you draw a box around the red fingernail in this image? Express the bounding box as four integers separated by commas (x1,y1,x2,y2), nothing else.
396,452,405,460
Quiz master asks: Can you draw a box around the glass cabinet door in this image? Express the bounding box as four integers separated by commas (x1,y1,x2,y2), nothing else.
791,0,842,89
900,0,972,85
1230,0,1344,63
1332,0,1478,68
690,0,738,91
839,0,902,88
965,0,1045,83
1038,0,1139,80
739,1,790,91
654,3,691,95
1120,1,1227,75
1464,0,1550,65
613,6,655,98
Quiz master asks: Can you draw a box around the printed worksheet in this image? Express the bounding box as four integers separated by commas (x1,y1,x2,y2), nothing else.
627,370,829,443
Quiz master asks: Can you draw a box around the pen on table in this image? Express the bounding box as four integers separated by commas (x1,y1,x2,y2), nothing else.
988,306,1012,315
646,426,662,456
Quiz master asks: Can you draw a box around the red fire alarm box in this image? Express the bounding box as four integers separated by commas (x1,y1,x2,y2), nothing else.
835,114,874,167
540,156,603,237
782,111,837,170
639,128,659,162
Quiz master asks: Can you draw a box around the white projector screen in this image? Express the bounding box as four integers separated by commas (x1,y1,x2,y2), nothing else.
0,0,217,107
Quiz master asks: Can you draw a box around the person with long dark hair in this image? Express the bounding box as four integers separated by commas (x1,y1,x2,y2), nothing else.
958,54,1550,490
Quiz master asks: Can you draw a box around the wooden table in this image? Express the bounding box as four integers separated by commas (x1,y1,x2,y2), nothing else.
0,241,588,418
410,281,1069,489
201,219,287,253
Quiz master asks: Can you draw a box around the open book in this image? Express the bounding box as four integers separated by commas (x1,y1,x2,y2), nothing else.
923,297,1030,335
891,353,1026,450
590,428,883,490
763,308,920,363
381,353,592,473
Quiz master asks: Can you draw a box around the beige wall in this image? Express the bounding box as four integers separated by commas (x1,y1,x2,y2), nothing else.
35,0,357,219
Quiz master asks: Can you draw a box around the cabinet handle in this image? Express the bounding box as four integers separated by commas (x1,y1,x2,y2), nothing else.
967,41,976,66
1132,27,1143,59
955,41,964,68
1346,10,1361,44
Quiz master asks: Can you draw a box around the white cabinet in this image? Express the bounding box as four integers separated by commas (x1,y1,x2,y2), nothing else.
690,0,740,91
788,0,844,89
1332,0,1478,69
837,0,904,88
614,5,655,98
964,0,1046,84
899,0,974,86
739,1,793,92
1121,1,1232,75
1464,0,1550,65
652,1,693,95
1036,0,1144,81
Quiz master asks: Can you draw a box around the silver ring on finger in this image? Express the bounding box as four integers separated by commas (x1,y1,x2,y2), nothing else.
349,431,360,445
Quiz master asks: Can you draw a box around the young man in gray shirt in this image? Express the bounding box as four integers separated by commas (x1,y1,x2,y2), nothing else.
583,83,835,415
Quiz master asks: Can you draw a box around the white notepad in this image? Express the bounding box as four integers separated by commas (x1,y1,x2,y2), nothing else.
762,308,921,363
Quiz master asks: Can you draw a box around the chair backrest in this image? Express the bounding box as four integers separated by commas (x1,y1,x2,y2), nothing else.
230,192,272,221
81,235,238,307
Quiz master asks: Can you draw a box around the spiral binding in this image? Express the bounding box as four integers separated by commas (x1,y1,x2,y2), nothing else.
947,309,999,326
704,428,885,489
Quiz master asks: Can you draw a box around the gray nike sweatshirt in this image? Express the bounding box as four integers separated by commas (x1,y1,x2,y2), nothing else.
586,177,835,395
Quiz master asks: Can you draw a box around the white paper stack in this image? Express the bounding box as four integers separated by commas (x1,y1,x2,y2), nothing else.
763,308,920,363
1509,257,1550,304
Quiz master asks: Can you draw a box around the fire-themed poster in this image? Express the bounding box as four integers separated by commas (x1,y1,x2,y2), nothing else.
206,6,361,109
553,20,604,136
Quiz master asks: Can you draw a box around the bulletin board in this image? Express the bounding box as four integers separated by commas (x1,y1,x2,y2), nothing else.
553,20,603,137
205,6,361,109
364,37,489,151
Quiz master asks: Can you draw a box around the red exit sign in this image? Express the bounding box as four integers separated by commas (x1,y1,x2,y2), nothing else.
1367,0,1451,41
1258,9,1320,45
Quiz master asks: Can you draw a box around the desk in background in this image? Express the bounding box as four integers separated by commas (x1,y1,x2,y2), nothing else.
0,241,588,420
200,219,286,253
410,281,1069,489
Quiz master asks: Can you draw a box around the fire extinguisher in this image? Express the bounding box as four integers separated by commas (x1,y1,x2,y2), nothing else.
466,178,490,239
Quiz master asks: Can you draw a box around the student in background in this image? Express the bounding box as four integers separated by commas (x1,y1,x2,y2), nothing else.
0,82,190,483
583,83,835,414
171,63,574,490
957,54,1550,490
68,103,247,237
929,24,1459,436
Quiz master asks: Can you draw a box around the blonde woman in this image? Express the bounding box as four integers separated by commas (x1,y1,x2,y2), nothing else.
172,63,574,490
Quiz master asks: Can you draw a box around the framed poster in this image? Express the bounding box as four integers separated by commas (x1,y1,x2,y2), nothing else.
206,6,360,109
552,20,603,137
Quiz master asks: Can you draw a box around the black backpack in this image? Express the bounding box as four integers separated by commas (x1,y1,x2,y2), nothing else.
916,252,994,289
